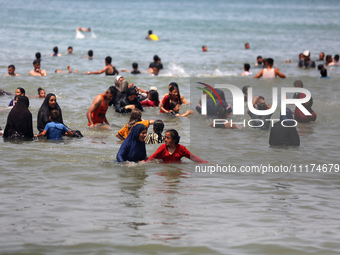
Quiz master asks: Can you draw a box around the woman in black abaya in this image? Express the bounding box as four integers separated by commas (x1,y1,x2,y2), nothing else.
4,96,33,140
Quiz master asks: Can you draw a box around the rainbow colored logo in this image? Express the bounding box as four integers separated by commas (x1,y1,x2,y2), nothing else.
196,82,223,115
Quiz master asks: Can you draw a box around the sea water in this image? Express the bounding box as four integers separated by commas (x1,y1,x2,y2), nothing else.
1,0,340,254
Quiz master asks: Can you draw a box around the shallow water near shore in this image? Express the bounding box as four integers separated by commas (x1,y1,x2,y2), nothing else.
1,0,340,254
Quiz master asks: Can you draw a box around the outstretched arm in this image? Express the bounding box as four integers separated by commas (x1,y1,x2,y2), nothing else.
85,66,108,75
253,69,263,78
275,68,286,78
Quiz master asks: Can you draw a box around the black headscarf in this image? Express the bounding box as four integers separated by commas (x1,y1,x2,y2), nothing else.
115,88,143,113
37,93,63,132
4,96,33,140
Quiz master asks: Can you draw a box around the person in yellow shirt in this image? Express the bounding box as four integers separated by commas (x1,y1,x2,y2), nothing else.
116,109,154,140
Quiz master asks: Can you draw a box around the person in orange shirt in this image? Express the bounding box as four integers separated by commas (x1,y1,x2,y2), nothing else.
116,109,154,140
87,86,118,128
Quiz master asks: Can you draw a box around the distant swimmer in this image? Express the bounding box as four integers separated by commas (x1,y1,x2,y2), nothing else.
76,27,91,39
202,45,208,52
145,30,159,41
77,27,91,32
81,50,93,59
55,65,78,74
255,56,264,67
67,46,73,55
298,50,315,68
5,65,20,76
35,52,41,61
28,60,47,76
241,63,252,76
85,56,118,75
317,52,325,62
253,58,286,79
120,62,141,74
51,46,62,57
245,42,250,50
320,68,329,78
148,55,163,73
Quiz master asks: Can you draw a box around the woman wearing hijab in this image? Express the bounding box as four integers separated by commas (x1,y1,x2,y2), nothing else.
37,93,63,133
116,124,148,162
115,87,143,113
4,96,33,140
114,76,128,94
269,108,300,146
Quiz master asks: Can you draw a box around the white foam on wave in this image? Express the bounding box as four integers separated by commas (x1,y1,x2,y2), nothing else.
91,31,97,38
163,62,189,77
196,68,238,77
75,30,85,39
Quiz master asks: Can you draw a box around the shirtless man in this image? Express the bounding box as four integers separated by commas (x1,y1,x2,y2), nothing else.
84,56,118,75
87,86,118,127
28,60,47,76
253,58,286,79
6,65,20,76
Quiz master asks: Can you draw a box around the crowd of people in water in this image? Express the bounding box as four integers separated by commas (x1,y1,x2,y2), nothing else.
1,33,330,164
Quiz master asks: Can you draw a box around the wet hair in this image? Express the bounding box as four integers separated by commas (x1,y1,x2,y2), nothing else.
132,62,138,69
35,52,41,60
154,120,164,143
317,64,324,71
68,46,73,50
258,96,265,100
17,87,25,95
326,55,332,64
88,50,93,57
266,58,274,66
8,64,15,70
244,63,250,71
105,56,112,64
334,54,339,62
108,86,118,98
148,90,159,106
320,68,327,77
153,55,160,62
50,109,60,122
168,82,182,105
38,87,45,95
148,30,152,35
127,109,142,132
33,59,40,65
258,102,268,110
242,86,250,95
257,55,262,60
166,129,180,145
53,46,58,54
